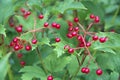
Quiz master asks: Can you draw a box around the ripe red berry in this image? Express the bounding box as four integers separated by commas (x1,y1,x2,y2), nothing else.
94,16,100,23
74,17,79,22
86,42,91,47
71,31,77,37
51,22,57,28
9,22,14,27
20,61,26,66
20,8,25,13
47,75,53,80
67,33,73,38
74,27,79,31
90,14,95,19
92,35,99,41
25,45,32,51
96,69,103,76
68,48,74,54
68,27,73,31
68,21,73,27
84,68,90,74
55,38,61,42
38,14,44,19
99,37,107,43
81,67,86,73
26,11,31,15
14,45,20,51
32,39,37,44
13,37,19,43
56,24,61,29
44,22,49,27
79,42,84,47
15,26,22,33
77,35,83,41
17,53,23,58
9,41,14,47
64,45,70,50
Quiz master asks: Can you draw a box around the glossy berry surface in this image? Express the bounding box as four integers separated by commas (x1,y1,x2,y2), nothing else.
14,45,20,51
74,27,79,31
64,45,70,50
47,75,53,80
81,67,86,73
15,26,22,33
38,14,44,19
13,37,19,43
86,42,91,47
51,22,57,28
56,24,61,29
99,37,106,43
94,16,100,23
92,35,99,41
25,45,32,51
90,14,95,19
96,69,103,76
71,31,77,37
44,22,49,27
55,38,61,42
17,53,23,58
32,39,37,44
84,68,90,74
74,17,79,22
68,48,74,54
20,61,26,66
67,33,73,38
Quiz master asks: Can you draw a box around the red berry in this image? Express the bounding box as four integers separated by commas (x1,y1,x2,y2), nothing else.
67,33,73,38
55,38,61,42
77,35,83,41
71,31,77,37
92,35,99,41
68,48,74,54
14,45,20,51
32,39,37,44
38,14,44,19
26,11,31,15
86,42,91,47
17,53,23,58
74,17,79,22
68,27,73,31
9,22,14,27
99,37,106,43
81,67,86,73
85,68,90,74
47,75,53,80
23,12,29,19
9,41,14,47
51,22,57,28
68,21,73,27
90,14,95,19
44,22,49,27
20,8,25,13
94,16,100,23
96,69,103,76
13,37,19,43
74,27,79,31
64,45,70,50
25,45,32,51
56,24,61,29
79,42,84,47
20,61,26,66
15,26,22,33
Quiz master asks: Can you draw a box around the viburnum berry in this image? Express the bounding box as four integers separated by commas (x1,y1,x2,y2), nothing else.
90,14,95,19
68,27,73,31
66,33,73,38
20,8,26,13
38,14,44,19
68,21,73,27
44,22,49,27
14,45,20,51
71,31,77,37
77,35,83,41
86,42,91,47
47,75,53,80
74,17,79,22
79,42,84,47
26,11,31,15
92,35,99,41
9,22,14,27
13,37,19,43
15,26,22,33
55,38,61,42
51,22,57,28
81,67,86,73
68,48,74,54
56,24,61,29
84,67,90,74
9,41,14,47
32,39,37,44
96,69,103,76
94,16,100,23
20,61,26,66
64,45,70,50
25,45,32,51
17,53,23,58
99,37,107,43
74,27,79,31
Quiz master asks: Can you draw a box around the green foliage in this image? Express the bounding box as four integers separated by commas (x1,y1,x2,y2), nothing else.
0,24,6,37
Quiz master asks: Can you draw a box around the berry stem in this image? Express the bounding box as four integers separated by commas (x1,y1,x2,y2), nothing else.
86,22,94,31
36,47,48,74
77,22,86,34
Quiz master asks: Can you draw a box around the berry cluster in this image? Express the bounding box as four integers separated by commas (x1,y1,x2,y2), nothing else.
20,8,31,19
63,14,107,76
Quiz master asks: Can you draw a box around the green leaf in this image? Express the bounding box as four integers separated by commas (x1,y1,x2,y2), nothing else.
20,32,33,42
44,53,71,72
20,66,46,80
39,37,50,46
0,24,6,37
110,72,119,80
0,52,11,80
56,0,87,14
